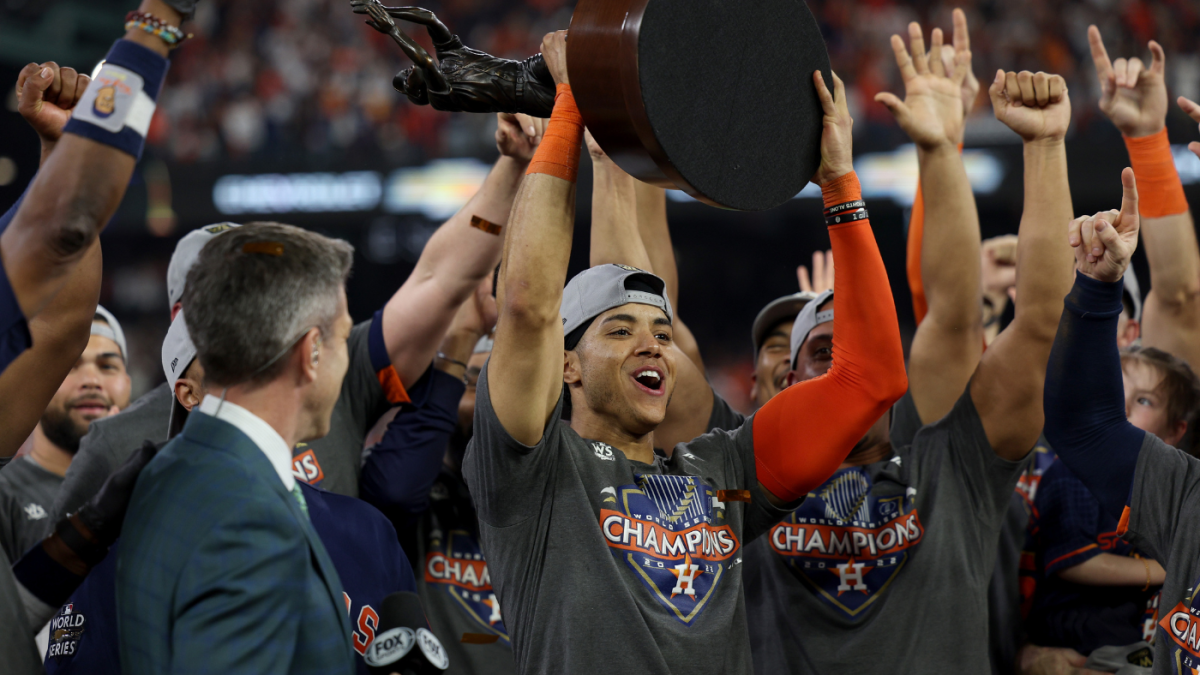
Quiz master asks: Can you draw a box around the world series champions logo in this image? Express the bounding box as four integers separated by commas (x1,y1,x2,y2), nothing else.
767,467,924,618
424,529,509,643
600,474,740,625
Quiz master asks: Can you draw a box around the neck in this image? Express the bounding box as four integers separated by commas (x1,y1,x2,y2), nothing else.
220,379,307,448
840,438,893,468
569,404,657,464
29,426,74,477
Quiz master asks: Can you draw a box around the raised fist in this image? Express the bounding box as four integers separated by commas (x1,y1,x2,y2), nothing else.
988,70,1071,144
353,0,556,117
16,62,90,146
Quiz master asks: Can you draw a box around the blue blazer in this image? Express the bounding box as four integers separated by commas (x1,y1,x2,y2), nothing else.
116,412,355,675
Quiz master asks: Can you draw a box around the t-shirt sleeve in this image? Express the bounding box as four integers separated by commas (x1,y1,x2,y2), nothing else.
1122,433,1200,564
888,390,922,449
1036,461,1105,576
923,387,1031,528
719,415,796,544
705,391,746,434
461,360,566,529
340,317,404,438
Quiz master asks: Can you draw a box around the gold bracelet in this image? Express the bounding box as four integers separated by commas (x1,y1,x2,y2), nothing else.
1140,556,1151,592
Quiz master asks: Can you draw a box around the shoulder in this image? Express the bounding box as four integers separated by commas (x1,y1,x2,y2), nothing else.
304,483,396,540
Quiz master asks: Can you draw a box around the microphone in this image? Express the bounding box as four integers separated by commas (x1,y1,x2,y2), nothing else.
364,592,450,675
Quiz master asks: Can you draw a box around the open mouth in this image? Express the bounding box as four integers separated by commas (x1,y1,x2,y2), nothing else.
632,367,664,395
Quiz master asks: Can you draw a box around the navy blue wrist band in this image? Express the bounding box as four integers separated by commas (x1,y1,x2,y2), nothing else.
63,39,170,160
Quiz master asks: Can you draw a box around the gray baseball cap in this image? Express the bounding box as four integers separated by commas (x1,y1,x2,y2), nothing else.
167,222,241,309
162,310,198,439
751,291,818,355
560,264,673,342
92,305,127,362
790,288,834,368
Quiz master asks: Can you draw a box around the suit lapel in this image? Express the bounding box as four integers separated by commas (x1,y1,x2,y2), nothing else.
181,414,353,646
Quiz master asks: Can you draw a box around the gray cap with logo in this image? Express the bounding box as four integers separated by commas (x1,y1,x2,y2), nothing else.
92,305,127,361
161,310,198,437
167,222,242,309
790,288,834,368
751,291,818,355
560,264,673,344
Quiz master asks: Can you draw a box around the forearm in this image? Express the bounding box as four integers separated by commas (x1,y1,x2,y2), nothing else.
1126,129,1198,307
588,155,650,270
906,183,928,322
917,143,981,330
360,369,465,512
1013,140,1076,332
754,174,907,502
383,157,519,384
1057,552,1164,587
1044,272,1146,520
635,182,677,306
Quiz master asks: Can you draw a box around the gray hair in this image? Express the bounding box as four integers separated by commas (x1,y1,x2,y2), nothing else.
182,222,354,388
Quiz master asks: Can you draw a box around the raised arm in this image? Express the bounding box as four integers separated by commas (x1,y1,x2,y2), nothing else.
876,17,983,425
970,69,1076,461
488,32,580,445
1044,169,1146,520
752,72,908,505
1,0,179,323
1089,27,1199,369
381,113,541,386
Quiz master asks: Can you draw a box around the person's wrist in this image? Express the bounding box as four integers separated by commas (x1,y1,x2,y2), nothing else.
917,138,958,156
1024,136,1066,149
820,171,861,207
1119,120,1165,139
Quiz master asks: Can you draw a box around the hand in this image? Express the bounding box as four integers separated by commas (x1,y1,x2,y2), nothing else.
16,62,90,157
811,70,854,186
1016,644,1109,675
981,234,1018,295
938,8,979,124
1088,26,1167,138
988,69,1071,144
450,275,498,339
542,30,569,86
496,113,544,163
1178,96,1200,159
875,22,970,150
1069,167,1140,283
798,250,834,294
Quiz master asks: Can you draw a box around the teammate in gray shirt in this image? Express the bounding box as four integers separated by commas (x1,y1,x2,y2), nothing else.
735,18,1080,674
50,115,542,517
463,33,907,675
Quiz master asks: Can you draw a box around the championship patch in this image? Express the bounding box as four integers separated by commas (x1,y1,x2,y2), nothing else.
424,529,509,644
767,467,924,619
46,603,86,660
72,64,153,135
1158,578,1200,671
600,474,740,625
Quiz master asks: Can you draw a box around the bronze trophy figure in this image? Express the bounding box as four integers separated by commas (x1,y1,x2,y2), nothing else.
355,0,832,211
353,0,556,117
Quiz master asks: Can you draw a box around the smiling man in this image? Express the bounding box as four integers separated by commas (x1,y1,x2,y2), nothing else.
463,32,907,675
0,306,130,562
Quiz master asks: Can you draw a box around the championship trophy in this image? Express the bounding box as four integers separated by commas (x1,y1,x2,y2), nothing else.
353,0,831,211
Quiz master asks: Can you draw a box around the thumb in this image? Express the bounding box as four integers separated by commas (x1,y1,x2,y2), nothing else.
987,69,1006,114
873,92,910,126
1119,167,1139,226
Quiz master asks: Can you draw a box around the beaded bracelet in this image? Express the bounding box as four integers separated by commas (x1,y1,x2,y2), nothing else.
125,11,192,48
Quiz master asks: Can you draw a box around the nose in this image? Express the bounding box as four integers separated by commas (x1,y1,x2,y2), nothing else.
635,332,663,358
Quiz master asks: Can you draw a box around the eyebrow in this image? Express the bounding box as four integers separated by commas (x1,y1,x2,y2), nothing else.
97,352,125,363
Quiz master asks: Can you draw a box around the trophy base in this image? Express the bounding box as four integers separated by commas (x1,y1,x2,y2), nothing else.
568,0,832,211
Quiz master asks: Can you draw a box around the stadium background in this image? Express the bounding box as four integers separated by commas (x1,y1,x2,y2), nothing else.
1,0,1198,412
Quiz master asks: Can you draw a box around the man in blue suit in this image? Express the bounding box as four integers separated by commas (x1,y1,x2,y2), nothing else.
117,222,359,674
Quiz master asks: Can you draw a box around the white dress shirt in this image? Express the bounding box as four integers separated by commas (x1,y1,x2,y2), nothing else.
198,395,295,490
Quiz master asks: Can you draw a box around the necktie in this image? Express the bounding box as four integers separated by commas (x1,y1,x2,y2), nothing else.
291,483,310,521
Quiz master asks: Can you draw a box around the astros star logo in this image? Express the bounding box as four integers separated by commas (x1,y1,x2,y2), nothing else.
670,553,703,598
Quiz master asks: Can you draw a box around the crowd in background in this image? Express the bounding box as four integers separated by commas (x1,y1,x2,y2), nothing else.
139,0,1200,164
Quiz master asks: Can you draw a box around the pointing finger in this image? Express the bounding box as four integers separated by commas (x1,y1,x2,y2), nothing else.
1087,25,1114,83
1149,40,1165,75
1119,167,1140,234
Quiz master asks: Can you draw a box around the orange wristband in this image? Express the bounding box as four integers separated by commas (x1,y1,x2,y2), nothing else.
526,84,584,183
821,172,863,210
1124,128,1188,218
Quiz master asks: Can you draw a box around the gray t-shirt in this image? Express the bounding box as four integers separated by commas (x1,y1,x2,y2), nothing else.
742,389,1030,674
0,546,44,675
1120,432,1200,672
462,363,792,675
416,469,517,675
0,456,65,561
50,320,389,513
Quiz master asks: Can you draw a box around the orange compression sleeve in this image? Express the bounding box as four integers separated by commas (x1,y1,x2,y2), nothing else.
906,181,928,324
1124,128,1188,218
526,84,584,183
752,172,909,503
